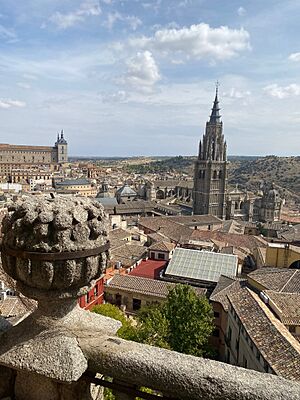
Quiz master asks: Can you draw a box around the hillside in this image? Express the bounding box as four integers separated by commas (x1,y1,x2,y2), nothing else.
228,156,300,195
123,155,300,201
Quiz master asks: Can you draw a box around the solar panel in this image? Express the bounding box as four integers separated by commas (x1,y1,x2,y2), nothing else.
166,248,238,283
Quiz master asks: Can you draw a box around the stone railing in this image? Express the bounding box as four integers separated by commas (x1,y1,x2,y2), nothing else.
0,195,299,400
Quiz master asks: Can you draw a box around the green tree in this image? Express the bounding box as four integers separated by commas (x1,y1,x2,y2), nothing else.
164,284,214,357
92,284,214,358
92,303,138,340
134,304,171,349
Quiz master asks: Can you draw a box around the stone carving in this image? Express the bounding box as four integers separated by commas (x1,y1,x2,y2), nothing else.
0,194,120,400
1,195,109,300
0,195,300,400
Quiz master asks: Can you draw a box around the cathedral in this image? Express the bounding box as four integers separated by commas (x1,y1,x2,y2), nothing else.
193,87,283,222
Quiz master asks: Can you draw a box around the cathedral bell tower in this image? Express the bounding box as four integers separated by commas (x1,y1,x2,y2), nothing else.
193,85,227,219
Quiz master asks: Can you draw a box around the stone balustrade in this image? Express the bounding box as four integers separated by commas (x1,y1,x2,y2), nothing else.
0,194,299,400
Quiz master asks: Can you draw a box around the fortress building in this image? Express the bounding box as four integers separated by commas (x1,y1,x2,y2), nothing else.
0,131,68,175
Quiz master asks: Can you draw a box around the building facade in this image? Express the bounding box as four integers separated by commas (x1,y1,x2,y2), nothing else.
0,130,68,173
193,87,227,219
192,88,283,223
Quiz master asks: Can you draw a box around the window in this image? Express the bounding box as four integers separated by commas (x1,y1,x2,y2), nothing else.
256,349,260,361
227,326,232,342
235,339,239,352
132,298,141,311
226,350,230,363
158,253,165,260
212,328,220,337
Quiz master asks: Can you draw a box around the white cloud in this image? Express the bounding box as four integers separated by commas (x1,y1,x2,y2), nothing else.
102,90,128,103
48,0,101,29
142,1,161,13
288,52,300,62
0,25,17,41
104,12,122,29
103,12,142,30
263,83,300,99
126,16,142,31
17,82,31,89
237,7,246,16
23,73,38,80
129,23,250,61
224,87,251,99
122,51,161,92
0,99,26,109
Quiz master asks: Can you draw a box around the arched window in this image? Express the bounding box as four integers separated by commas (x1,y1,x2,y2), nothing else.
235,201,239,210
219,171,222,179
213,170,217,179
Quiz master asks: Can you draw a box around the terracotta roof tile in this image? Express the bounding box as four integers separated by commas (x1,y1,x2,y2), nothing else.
266,290,300,325
248,268,300,293
210,276,246,311
148,241,175,252
106,274,206,298
228,288,300,381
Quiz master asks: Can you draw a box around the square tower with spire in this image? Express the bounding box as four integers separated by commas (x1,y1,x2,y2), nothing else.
55,130,68,163
193,85,227,219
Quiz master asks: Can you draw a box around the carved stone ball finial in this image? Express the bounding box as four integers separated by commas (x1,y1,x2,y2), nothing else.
1,195,109,301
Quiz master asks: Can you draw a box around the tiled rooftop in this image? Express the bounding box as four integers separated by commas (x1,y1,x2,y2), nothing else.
110,243,148,267
266,290,300,325
109,228,131,241
228,288,300,381
210,275,246,311
106,274,207,299
106,274,175,298
129,259,167,279
0,296,36,318
148,241,175,252
248,268,300,293
139,217,192,243
191,230,268,252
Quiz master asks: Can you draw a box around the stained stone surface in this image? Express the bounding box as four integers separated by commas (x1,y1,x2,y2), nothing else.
1,195,109,299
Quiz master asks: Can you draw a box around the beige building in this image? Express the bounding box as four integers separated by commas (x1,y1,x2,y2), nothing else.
265,242,300,269
105,274,206,314
105,274,175,313
0,131,68,171
55,178,97,197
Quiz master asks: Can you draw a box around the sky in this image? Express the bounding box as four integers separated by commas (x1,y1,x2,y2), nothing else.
0,0,299,157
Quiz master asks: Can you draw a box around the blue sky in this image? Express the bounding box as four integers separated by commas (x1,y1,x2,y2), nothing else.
0,0,299,156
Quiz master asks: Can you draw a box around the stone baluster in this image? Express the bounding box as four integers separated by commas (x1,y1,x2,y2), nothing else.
0,194,119,400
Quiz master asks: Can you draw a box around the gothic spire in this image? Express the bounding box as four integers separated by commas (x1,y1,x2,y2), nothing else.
209,81,221,123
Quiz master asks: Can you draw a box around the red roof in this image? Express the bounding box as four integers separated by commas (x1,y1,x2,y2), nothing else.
129,259,167,279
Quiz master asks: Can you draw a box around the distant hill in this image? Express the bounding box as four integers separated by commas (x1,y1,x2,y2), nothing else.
124,155,300,199
228,156,300,195
125,156,196,174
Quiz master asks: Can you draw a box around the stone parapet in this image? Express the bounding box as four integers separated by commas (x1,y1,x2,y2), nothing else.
0,195,299,400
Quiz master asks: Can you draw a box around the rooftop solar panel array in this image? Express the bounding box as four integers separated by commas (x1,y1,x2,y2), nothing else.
165,248,238,283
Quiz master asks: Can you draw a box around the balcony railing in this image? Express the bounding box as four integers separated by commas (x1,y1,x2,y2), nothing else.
78,332,300,400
